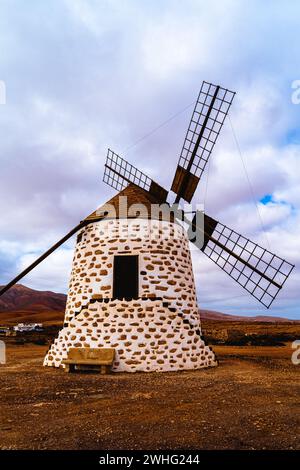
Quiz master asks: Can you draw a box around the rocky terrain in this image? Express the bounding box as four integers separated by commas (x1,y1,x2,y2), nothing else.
0,285,299,450
0,342,299,450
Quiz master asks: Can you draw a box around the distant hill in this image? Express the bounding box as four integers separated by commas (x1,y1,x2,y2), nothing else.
0,284,66,312
0,284,66,325
0,284,297,324
199,309,296,323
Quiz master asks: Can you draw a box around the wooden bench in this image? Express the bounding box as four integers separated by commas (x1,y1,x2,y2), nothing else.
62,348,115,374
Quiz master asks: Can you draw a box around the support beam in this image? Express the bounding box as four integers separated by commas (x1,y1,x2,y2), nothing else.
0,217,104,298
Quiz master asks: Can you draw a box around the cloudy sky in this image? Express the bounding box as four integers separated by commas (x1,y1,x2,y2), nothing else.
0,0,299,318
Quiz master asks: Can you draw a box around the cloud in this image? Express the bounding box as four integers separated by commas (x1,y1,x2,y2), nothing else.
0,0,299,318
18,247,74,293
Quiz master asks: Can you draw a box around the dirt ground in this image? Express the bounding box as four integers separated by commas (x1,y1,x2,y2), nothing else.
0,342,299,450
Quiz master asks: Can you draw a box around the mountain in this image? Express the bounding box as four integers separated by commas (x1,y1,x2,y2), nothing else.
0,284,297,325
0,284,66,312
0,284,66,325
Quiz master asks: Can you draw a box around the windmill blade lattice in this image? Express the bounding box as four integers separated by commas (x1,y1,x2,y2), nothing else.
103,149,168,202
187,212,294,308
172,81,235,203
104,149,151,192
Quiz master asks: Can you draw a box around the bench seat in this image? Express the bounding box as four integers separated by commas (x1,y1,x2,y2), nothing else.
62,347,115,374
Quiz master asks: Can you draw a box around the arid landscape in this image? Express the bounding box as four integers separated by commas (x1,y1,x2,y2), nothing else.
1,341,299,450
1,0,300,459
0,285,299,450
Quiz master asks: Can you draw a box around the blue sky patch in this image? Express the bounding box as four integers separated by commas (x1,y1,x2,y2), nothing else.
260,194,273,205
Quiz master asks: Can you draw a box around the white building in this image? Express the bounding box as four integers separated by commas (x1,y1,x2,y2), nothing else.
14,323,43,332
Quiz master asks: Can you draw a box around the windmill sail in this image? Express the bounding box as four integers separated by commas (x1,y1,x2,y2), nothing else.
186,211,294,308
103,149,168,203
103,150,294,309
172,81,235,203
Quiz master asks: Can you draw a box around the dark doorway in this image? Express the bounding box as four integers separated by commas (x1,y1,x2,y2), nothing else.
113,255,139,300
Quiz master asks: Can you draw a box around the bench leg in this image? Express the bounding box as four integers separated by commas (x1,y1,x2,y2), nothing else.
100,365,107,375
64,364,70,373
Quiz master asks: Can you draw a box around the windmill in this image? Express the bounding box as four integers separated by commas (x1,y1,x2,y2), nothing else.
0,81,294,372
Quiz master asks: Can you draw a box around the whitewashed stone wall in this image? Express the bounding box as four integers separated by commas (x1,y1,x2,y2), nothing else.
44,218,217,371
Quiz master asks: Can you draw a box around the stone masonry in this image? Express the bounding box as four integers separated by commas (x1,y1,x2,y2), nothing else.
44,188,217,372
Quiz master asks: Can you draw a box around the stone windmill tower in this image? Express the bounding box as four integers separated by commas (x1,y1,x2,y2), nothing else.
0,81,294,372
43,183,217,372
